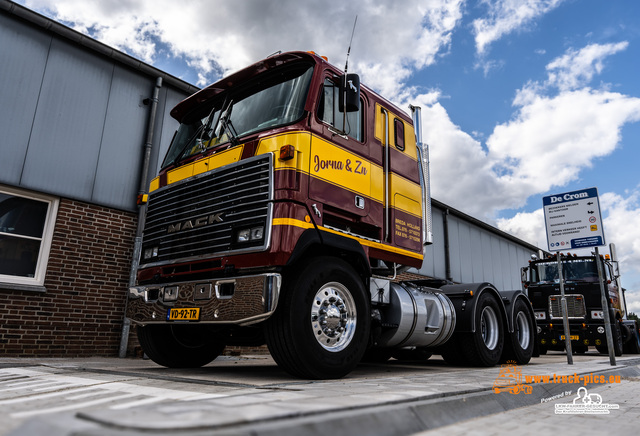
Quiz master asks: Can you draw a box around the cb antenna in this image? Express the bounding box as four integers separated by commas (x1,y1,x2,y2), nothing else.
344,15,358,74
341,16,358,135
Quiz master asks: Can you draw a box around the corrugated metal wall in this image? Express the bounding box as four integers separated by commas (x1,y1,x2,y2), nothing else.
415,201,539,290
0,10,190,212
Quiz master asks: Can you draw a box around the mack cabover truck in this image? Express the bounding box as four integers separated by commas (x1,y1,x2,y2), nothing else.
126,51,536,379
522,250,640,356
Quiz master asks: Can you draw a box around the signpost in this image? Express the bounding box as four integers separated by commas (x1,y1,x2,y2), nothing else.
542,187,615,366
542,187,604,251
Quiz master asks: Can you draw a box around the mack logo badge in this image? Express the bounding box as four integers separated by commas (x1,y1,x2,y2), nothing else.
167,213,224,234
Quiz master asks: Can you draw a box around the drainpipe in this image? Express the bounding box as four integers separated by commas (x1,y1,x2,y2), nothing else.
119,77,163,358
443,209,452,282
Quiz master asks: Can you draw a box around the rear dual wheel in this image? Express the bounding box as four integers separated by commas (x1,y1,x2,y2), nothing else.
501,299,535,364
443,292,505,366
468,295,504,366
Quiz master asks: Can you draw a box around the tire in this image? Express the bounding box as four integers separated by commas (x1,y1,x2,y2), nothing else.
501,299,535,364
459,292,505,366
137,324,225,368
596,323,624,357
625,326,640,354
613,323,624,357
264,257,370,379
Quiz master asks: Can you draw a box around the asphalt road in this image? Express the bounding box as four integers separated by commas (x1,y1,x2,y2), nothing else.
1,351,639,435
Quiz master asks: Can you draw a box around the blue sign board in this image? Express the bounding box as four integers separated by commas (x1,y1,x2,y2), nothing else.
543,187,605,251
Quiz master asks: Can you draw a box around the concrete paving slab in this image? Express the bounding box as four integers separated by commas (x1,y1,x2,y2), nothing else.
2,353,639,435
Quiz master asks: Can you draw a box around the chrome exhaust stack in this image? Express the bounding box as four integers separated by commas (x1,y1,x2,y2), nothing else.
410,105,433,245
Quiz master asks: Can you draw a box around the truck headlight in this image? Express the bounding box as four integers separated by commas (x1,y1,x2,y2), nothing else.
591,310,604,319
237,229,251,242
142,246,159,260
236,226,264,243
534,311,546,320
250,226,264,240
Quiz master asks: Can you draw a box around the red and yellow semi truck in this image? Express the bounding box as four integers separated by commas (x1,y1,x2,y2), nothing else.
127,51,536,378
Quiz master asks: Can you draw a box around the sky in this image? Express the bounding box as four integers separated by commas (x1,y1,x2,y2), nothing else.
16,0,640,312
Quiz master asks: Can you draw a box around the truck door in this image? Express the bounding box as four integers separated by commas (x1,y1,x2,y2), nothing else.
605,262,622,313
375,105,423,252
309,76,370,219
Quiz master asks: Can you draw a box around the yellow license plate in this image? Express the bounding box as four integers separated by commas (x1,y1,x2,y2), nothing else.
168,308,200,321
560,335,579,340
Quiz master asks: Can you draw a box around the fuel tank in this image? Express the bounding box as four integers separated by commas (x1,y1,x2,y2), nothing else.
377,282,456,348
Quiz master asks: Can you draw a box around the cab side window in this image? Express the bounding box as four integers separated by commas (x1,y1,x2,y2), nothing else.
394,118,405,151
318,78,363,141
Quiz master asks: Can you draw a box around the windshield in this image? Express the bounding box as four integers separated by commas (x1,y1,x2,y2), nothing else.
531,259,600,283
162,63,314,168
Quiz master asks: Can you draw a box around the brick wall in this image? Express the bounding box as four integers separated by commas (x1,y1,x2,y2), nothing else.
0,198,137,357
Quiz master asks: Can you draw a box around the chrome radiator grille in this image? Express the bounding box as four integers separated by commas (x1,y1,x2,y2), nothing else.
548,294,586,319
141,154,273,266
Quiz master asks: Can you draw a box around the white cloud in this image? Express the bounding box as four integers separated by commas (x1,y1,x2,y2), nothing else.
23,0,159,62
496,209,545,247
411,41,640,219
472,0,566,55
482,42,640,212
416,101,506,215
22,0,465,88
600,190,640,271
546,42,629,91
488,88,640,198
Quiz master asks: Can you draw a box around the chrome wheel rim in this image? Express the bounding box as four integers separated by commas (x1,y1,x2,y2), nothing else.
311,282,357,352
481,306,499,350
515,311,531,349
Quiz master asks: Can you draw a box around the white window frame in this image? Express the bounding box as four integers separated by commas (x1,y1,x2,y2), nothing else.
0,185,59,289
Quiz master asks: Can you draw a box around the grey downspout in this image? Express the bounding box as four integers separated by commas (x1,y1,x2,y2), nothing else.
119,77,163,358
443,209,452,282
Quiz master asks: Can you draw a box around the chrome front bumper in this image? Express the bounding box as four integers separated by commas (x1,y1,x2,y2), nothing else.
126,273,281,326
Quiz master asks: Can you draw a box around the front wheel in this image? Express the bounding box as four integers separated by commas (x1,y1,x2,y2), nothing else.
613,322,624,356
623,323,640,354
265,257,370,379
137,324,226,368
596,323,624,356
